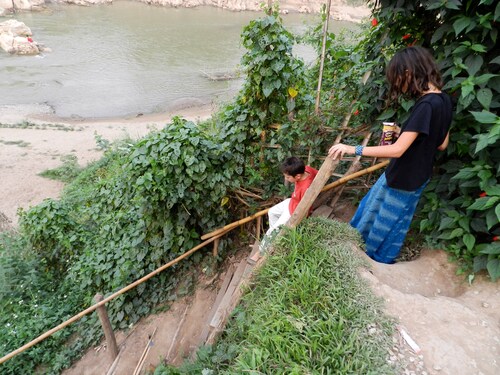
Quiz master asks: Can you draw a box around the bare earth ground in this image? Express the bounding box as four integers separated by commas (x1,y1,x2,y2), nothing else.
1,109,499,375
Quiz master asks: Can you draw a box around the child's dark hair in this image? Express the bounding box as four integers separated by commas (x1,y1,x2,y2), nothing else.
280,156,305,176
386,46,443,102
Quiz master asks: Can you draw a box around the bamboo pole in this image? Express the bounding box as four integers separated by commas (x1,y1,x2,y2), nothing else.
321,159,389,192
314,0,332,113
201,209,270,240
133,327,157,375
0,233,224,365
94,294,119,360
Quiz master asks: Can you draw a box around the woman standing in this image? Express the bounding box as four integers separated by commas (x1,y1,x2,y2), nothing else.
328,46,452,264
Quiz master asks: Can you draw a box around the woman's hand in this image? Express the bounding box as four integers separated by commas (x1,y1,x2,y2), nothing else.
328,143,355,160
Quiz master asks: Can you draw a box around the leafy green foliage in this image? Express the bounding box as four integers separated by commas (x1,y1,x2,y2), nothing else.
362,0,499,280
154,219,396,374
1,117,243,373
218,9,319,194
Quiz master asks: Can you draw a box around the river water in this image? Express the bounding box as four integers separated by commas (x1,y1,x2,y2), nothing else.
0,2,355,119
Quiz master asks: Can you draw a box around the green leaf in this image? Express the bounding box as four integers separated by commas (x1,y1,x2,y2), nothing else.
475,73,497,85
463,234,475,251
438,217,456,231
486,209,499,230
479,242,500,255
465,55,483,77
461,80,475,98
453,17,471,35
262,84,274,98
471,44,487,53
376,109,396,121
476,88,492,110
473,255,488,272
116,311,125,322
470,110,498,124
468,196,500,211
487,258,500,282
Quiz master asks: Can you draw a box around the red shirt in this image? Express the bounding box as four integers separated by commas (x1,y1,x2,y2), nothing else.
289,165,318,214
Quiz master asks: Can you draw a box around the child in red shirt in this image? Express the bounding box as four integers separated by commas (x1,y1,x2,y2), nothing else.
259,157,318,253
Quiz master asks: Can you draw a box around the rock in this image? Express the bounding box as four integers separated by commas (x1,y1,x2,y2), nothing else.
0,0,46,12
61,0,112,6
0,19,40,55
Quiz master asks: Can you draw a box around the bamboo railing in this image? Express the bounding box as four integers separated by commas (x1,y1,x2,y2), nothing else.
0,156,389,366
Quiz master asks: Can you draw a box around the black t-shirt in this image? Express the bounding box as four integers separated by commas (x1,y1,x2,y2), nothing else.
385,92,452,191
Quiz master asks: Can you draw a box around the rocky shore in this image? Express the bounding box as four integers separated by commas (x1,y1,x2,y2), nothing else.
0,0,371,21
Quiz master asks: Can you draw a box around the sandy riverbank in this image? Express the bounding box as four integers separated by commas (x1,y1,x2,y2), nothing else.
0,104,214,226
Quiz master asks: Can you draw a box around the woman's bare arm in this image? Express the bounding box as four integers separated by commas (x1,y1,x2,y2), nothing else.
437,131,450,151
328,131,419,160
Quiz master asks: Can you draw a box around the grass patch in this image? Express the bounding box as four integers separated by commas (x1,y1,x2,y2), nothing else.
156,217,396,374
0,140,30,147
0,121,81,131
39,154,82,183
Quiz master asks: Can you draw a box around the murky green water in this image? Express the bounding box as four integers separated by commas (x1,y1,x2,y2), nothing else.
0,2,356,118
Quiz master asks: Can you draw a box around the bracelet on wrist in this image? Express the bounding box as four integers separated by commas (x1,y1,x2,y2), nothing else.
355,145,364,156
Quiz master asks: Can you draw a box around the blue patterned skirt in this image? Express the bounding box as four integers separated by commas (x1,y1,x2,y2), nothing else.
350,173,427,264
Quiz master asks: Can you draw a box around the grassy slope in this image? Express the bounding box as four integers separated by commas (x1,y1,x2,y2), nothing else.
156,217,397,374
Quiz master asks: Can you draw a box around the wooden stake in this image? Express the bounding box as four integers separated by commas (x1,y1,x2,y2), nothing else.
94,294,119,361
255,216,262,241
212,238,220,258
315,0,332,113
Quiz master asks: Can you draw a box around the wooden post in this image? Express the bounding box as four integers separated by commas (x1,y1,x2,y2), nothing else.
94,294,119,360
212,237,220,257
256,216,262,241
287,156,340,228
314,0,332,113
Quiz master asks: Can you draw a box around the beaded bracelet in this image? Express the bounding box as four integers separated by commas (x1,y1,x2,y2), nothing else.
355,145,364,156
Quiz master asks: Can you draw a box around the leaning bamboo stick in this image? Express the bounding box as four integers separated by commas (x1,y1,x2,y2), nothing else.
321,159,389,192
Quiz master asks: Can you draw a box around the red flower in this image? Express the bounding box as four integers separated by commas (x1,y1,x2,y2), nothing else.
27,37,33,43
493,236,499,241
479,192,487,197
371,18,378,27
353,109,360,116
402,34,412,40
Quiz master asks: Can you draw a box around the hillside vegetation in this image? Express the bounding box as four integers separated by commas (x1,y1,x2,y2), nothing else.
0,1,498,373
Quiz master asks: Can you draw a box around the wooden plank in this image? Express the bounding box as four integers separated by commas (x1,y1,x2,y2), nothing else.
196,264,235,346
209,260,247,328
247,241,260,265
287,156,340,229
205,259,259,346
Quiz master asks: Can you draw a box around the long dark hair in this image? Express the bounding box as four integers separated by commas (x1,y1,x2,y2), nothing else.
386,46,443,102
